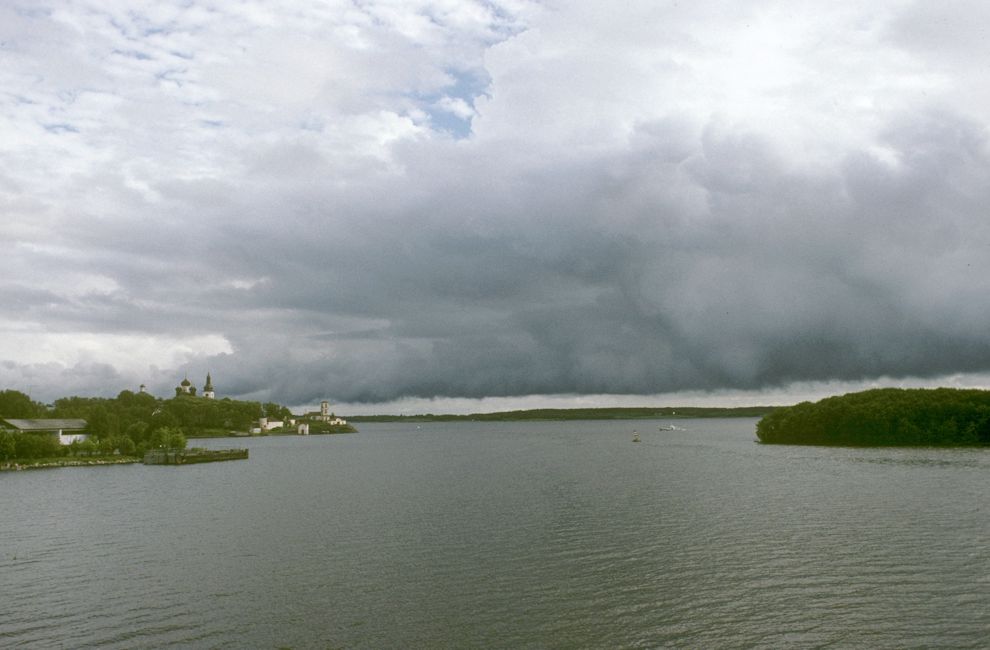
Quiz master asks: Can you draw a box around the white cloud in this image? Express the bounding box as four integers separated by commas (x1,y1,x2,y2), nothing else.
435,96,476,120
0,328,232,377
3,1,990,409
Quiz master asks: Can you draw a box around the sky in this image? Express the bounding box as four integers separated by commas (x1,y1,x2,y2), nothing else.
4,0,990,414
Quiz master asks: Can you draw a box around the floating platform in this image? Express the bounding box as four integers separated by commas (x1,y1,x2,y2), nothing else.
143,448,248,465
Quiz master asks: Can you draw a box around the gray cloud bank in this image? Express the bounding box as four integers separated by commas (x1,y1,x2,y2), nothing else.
3,1,990,407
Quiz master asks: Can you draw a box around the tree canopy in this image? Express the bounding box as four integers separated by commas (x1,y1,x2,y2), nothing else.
756,388,990,446
0,390,46,418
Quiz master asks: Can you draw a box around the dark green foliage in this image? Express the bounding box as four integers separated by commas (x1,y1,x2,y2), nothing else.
0,390,46,418
164,396,263,436
150,426,187,450
115,435,137,456
263,402,293,421
49,392,268,438
0,431,15,460
0,430,64,460
756,388,990,446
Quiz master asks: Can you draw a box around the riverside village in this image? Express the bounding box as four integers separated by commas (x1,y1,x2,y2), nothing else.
0,374,354,469
171,373,349,435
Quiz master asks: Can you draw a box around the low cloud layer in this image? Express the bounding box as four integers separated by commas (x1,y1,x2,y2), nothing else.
4,1,990,408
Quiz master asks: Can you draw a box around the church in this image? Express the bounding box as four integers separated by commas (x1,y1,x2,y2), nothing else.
175,373,216,399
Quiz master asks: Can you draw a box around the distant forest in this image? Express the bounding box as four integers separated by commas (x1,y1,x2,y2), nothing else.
756,388,990,446
350,406,775,422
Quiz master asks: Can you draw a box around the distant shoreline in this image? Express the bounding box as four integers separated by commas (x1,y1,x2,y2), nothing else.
349,406,776,422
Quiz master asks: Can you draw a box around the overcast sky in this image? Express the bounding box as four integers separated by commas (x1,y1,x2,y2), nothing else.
4,0,990,414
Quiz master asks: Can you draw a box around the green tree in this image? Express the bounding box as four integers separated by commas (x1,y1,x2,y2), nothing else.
263,402,292,421
12,432,62,459
125,421,150,445
77,439,97,456
0,430,15,461
115,436,137,456
151,426,187,450
0,390,44,418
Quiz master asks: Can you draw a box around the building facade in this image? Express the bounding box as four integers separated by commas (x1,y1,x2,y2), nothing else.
1,419,89,445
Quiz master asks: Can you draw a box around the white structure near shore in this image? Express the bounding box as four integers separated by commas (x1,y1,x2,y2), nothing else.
313,400,347,425
245,401,346,434
1,419,89,445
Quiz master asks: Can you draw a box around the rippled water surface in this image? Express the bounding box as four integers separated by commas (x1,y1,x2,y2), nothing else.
2,419,988,648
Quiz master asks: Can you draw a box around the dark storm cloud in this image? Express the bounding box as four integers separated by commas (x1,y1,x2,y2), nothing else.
145,107,990,406
6,2,990,407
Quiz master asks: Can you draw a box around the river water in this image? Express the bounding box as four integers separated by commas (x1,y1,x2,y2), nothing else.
1,419,988,648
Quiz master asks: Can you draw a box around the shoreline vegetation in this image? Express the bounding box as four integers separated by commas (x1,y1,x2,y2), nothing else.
1,455,142,471
350,406,776,422
0,388,354,469
756,388,990,446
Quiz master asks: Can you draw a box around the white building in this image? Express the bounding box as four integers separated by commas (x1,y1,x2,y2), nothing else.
317,401,347,425
257,417,284,432
1,419,90,445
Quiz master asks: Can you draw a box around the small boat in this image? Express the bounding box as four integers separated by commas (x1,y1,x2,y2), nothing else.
632,431,640,443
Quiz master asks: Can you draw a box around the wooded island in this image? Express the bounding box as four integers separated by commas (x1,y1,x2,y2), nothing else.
756,388,990,446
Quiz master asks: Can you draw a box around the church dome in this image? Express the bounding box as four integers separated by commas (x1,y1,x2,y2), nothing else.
180,377,192,387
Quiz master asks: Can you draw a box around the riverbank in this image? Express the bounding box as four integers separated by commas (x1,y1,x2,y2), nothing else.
1,456,141,471
2,448,250,471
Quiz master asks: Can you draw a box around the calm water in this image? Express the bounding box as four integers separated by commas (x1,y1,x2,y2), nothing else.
1,419,988,648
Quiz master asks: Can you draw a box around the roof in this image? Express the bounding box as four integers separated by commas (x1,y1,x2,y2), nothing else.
1,419,88,432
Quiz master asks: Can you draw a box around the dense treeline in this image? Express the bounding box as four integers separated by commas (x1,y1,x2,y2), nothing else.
0,389,47,419
0,429,62,461
756,388,990,446
350,406,775,422
0,388,293,461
